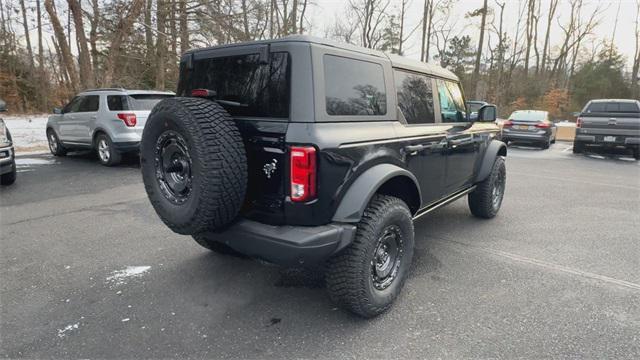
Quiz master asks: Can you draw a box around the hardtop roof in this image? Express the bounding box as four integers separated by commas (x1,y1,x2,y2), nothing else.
184,35,459,81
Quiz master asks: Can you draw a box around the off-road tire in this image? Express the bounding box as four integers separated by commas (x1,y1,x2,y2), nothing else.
0,165,16,185
47,129,67,156
192,233,247,258
468,156,506,219
325,195,415,318
573,142,584,154
140,97,247,235
95,133,122,166
632,148,639,160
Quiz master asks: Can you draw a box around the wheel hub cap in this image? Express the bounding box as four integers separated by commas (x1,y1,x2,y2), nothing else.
98,139,109,162
371,225,403,290
155,131,193,204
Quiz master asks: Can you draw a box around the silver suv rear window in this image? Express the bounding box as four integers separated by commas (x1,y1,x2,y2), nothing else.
107,95,174,111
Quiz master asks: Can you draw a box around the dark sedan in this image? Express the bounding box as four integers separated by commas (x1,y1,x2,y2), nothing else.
502,110,557,149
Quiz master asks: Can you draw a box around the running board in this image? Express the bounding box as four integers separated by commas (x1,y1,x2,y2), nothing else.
413,186,477,220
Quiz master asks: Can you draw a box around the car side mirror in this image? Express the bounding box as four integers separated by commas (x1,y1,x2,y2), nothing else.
0,99,6,113
477,104,497,122
53,108,63,114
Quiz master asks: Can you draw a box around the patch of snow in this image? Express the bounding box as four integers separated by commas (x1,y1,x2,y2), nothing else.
106,266,151,287
122,318,130,322
57,323,79,338
1,115,48,152
15,157,57,166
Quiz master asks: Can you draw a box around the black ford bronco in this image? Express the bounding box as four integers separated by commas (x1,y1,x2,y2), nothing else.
140,36,507,318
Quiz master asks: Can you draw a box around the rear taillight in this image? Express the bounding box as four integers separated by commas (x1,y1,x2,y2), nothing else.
576,117,583,128
117,113,137,127
503,119,514,127
191,89,216,98
535,122,551,128
290,146,317,202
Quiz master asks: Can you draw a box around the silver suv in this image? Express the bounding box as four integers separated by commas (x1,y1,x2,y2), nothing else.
46,88,174,166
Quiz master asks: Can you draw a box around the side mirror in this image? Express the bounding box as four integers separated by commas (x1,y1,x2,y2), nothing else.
477,104,497,122
0,99,6,112
53,108,63,114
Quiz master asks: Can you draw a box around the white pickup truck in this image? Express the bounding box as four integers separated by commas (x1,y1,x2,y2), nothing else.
573,99,640,159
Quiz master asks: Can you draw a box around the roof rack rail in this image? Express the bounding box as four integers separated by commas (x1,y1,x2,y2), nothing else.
82,88,126,92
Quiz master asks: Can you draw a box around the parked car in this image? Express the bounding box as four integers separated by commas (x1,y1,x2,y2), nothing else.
573,99,640,159
0,99,16,185
502,110,557,149
46,89,175,166
140,35,507,318
467,100,489,121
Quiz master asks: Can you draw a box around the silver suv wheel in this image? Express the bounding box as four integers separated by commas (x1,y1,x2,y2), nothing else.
98,138,110,163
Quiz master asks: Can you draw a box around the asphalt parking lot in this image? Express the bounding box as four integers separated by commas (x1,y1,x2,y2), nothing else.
1,143,639,359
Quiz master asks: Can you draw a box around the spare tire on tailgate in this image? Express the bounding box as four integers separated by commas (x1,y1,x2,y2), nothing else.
140,97,247,235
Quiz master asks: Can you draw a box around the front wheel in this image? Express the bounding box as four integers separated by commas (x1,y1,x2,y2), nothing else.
326,195,415,318
0,165,16,185
47,129,67,156
468,156,506,219
96,133,121,166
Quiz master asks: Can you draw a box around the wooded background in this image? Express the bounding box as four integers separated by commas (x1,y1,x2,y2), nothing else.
1,0,638,118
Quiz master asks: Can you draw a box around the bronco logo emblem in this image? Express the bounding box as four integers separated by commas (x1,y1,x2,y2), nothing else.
263,159,278,179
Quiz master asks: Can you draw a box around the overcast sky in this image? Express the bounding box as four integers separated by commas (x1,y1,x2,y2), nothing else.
307,0,638,69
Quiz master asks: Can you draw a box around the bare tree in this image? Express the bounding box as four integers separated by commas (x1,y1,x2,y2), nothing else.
633,0,640,97
103,0,145,86
68,0,95,88
540,0,559,74
472,0,488,94
349,0,391,49
19,0,34,68
44,0,80,92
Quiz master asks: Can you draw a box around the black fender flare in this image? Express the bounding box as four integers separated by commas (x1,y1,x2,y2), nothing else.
332,164,422,223
475,140,507,183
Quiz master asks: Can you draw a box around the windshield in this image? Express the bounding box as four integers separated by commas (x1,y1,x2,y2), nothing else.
177,52,290,118
509,111,547,122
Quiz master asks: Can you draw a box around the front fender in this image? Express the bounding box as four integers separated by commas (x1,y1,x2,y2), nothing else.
332,164,421,223
475,140,507,183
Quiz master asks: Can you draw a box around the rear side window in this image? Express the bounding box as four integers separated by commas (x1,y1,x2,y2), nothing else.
79,95,99,112
394,69,435,124
108,94,173,111
177,52,290,118
324,55,387,116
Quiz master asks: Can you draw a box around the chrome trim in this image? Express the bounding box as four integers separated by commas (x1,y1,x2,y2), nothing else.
413,186,476,220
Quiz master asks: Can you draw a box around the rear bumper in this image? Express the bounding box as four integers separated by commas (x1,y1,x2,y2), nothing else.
202,219,357,266
575,135,640,146
112,141,140,152
502,132,549,142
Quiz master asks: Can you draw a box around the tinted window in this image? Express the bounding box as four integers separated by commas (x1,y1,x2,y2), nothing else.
394,70,434,124
177,52,290,118
324,55,386,116
509,111,547,121
79,95,99,112
108,94,173,111
586,102,640,113
436,79,466,122
63,96,84,113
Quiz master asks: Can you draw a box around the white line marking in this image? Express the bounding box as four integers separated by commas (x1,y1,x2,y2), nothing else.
562,146,572,153
439,238,640,291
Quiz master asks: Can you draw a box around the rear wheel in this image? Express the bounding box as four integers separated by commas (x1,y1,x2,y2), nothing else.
140,97,247,235
96,133,121,166
0,164,16,185
326,195,414,318
468,156,506,219
573,141,584,154
633,148,639,160
47,129,67,156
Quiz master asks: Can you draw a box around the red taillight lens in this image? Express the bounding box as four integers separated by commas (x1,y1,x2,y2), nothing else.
191,89,215,97
535,122,551,128
290,146,317,202
503,120,514,127
117,113,137,127
576,117,583,128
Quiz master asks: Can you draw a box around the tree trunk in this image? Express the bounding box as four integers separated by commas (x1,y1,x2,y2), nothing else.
19,0,34,68
45,0,79,92
36,0,47,110
241,0,250,40
179,0,188,54
298,0,308,34
68,0,95,89
632,2,640,97
540,0,558,75
103,0,145,86
398,0,406,55
89,0,99,84
420,0,429,61
169,0,177,56
155,0,168,89
145,0,154,57
472,0,488,94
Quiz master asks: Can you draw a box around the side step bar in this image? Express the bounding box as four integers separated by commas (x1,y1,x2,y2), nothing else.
413,186,476,221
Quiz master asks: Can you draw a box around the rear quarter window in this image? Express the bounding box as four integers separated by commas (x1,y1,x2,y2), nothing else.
324,55,387,116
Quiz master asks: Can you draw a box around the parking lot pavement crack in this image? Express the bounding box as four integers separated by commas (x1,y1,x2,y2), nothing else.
431,236,640,292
